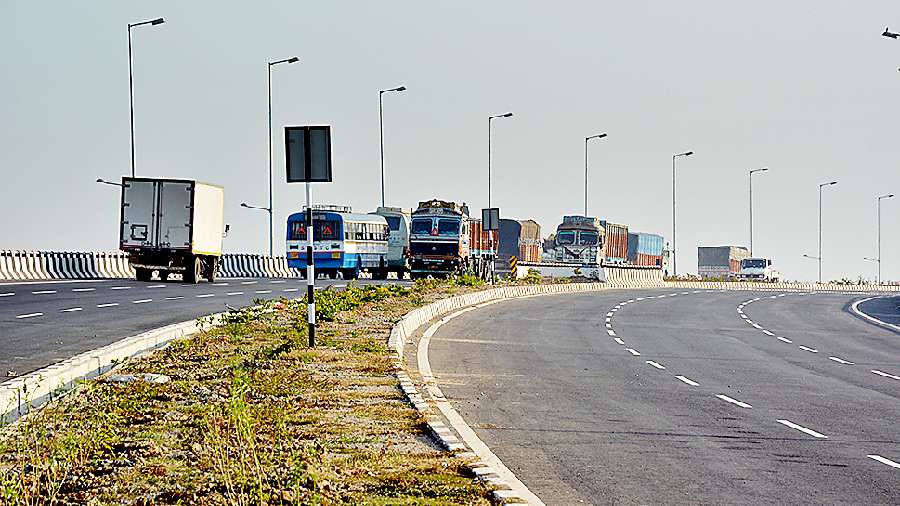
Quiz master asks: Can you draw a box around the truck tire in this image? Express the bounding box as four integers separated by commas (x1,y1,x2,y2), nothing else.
184,256,202,284
206,257,217,283
135,268,152,282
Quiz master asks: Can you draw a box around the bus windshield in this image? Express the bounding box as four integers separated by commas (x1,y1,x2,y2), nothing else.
411,218,432,235
288,220,341,241
437,219,460,236
557,231,576,245
578,232,598,246
384,216,402,231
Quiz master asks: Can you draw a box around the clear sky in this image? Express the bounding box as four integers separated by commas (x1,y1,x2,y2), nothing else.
2,1,899,282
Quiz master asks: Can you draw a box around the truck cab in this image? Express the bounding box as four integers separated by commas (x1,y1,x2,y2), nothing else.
738,258,780,282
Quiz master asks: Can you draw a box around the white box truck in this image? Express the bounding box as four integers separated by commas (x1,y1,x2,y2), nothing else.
119,177,225,283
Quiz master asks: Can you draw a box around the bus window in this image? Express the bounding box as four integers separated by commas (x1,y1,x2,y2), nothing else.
289,221,306,240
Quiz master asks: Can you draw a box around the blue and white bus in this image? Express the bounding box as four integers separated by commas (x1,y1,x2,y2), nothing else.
286,207,390,279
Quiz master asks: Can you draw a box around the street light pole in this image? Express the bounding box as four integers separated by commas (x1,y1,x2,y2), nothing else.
584,133,608,217
379,86,407,208
749,168,768,256
818,181,838,283
877,194,895,283
267,56,299,258
127,17,164,179
487,112,513,284
671,151,694,277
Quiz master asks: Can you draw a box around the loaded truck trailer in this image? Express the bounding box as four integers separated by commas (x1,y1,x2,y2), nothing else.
119,177,225,283
697,245,750,279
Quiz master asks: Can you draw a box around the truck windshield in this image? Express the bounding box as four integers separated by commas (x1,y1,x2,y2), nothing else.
578,232,598,246
384,216,402,231
411,218,432,235
742,259,767,269
437,219,460,236
557,231,576,245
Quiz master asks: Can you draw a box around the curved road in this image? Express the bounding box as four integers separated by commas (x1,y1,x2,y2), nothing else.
429,289,900,505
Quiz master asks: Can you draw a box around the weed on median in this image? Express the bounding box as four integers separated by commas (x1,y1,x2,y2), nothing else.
0,280,494,505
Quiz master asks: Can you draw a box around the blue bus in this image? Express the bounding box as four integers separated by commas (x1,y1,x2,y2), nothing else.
286,208,390,279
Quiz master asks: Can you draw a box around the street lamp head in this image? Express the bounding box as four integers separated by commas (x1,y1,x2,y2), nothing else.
884,194,896,199
684,151,694,156
501,112,513,118
287,57,299,63
240,202,250,208
395,86,407,92
884,27,899,39
96,178,104,183
151,18,165,25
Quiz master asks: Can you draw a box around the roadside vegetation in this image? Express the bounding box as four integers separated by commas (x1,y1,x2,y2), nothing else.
0,278,495,505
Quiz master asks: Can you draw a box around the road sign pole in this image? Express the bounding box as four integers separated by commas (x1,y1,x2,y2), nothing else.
306,182,315,347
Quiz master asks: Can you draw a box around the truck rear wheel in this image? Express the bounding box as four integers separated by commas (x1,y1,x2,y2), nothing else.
205,258,217,283
184,257,202,284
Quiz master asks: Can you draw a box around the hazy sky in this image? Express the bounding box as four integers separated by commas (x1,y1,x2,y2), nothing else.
3,1,899,282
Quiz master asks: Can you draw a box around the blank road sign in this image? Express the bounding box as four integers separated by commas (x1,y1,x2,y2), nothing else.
286,126,332,183
482,207,500,231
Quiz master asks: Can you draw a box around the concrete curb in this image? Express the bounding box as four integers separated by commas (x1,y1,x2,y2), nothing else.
666,280,900,293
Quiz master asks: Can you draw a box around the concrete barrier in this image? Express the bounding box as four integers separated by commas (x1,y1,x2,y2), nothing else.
665,280,900,293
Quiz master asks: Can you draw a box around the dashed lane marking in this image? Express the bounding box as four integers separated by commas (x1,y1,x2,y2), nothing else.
867,455,900,469
613,338,625,345
625,348,641,356
762,330,775,336
255,290,273,294
828,356,854,365
240,281,258,285
871,370,900,381
646,361,666,370
96,303,118,308
72,288,95,292
147,285,166,289
164,296,185,300
110,286,131,290
32,290,56,294
283,288,299,293
606,312,614,317
607,329,616,337
226,292,244,296
0,293,14,297
676,375,699,386
776,419,828,439
777,337,793,344
196,294,215,298
61,307,83,312
16,312,43,319
270,280,287,284
716,394,753,409
132,299,152,304
798,346,819,353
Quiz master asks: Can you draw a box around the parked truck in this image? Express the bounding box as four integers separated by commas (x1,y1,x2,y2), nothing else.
498,219,542,269
600,220,629,264
737,257,781,282
371,206,412,279
120,177,225,283
550,215,604,264
409,199,472,278
697,246,750,279
627,232,664,267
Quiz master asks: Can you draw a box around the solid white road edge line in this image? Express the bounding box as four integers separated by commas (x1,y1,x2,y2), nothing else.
676,375,699,386
851,297,900,332
418,307,546,505
776,419,828,439
867,454,900,469
871,369,900,381
716,394,752,409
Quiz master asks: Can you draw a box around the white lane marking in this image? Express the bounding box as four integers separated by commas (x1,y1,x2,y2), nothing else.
164,296,184,300
867,455,900,469
777,337,793,344
255,290,273,294
110,286,131,290
611,308,617,312
751,323,763,329
32,290,57,294
627,299,635,303
770,295,778,299
776,419,828,439
283,288,299,293
716,394,753,409
16,312,43,319
778,294,787,297
96,303,119,308
625,348,641,356
668,293,677,297
147,284,166,289
646,360,666,370
606,312,614,317
741,314,749,319
613,338,625,345
605,323,612,329
226,292,244,296
240,281,258,285
213,282,229,286
636,297,645,301
798,346,818,353
72,288,95,292
61,307,83,313
607,329,616,337
692,290,701,293
681,291,690,295
334,284,347,288
762,330,775,336
851,297,900,332
270,280,287,284
0,293,14,297
132,299,152,304
676,375,699,386
605,317,611,323
196,294,215,298
828,356,854,365
871,370,900,381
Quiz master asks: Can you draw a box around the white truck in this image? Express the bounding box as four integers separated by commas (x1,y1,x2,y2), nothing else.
737,257,780,282
119,177,225,283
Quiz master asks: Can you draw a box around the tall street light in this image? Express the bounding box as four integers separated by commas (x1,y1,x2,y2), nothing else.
488,112,513,210
749,168,769,256
876,194,895,283
883,27,899,39
127,17,165,179
817,181,838,283
267,56,299,258
671,151,694,276
379,86,406,208
96,178,124,188
584,133,608,217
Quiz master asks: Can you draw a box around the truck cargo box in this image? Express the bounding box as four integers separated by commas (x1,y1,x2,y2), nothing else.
600,221,629,264
697,245,750,278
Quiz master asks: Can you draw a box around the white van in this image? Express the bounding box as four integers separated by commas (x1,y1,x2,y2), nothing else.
371,206,411,279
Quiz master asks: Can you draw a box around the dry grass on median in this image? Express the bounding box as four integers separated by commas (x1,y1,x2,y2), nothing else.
0,279,494,505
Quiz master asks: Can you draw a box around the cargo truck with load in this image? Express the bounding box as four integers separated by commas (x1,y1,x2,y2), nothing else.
409,199,472,278
627,232,664,267
550,215,604,264
697,245,750,279
119,177,225,283
497,218,542,269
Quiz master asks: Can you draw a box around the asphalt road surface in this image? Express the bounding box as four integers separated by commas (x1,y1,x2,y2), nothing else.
429,289,900,505
0,277,406,377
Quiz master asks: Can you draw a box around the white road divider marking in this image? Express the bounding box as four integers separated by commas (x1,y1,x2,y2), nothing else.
72,288,95,292
0,293,14,297
240,281,257,285
164,296,185,300
762,330,775,336
716,394,753,409
626,348,641,356
196,294,215,298
607,329,616,336
605,323,612,329
646,361,666,370
110,286,131,290
606,312,614,317
16,312,43,319
270,280,286,284
798,346,818,353
828,356,854,365
867,455,900,469
871,370,900,381
213,282,229,286
777,337,793,344
283,288,299,293
676,375,700,386
61,307,83,312
132,299,152,304
147,285,166,289
226,292,244,296
255,290,273,294
96,303,118,308
32,290,56,294
776,419,828,439
613,338,625,345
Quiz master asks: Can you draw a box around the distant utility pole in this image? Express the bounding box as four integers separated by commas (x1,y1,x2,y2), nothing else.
379,86,406,208
876,194,895,283
671,151,694,276
749,167,768,256
488,112,513,284
584,133,607,217
267,56,299,257
127,17,165,178
817,181,837,283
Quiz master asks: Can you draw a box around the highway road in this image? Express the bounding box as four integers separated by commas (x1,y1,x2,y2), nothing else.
0,277,404,378
429,289,900,505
